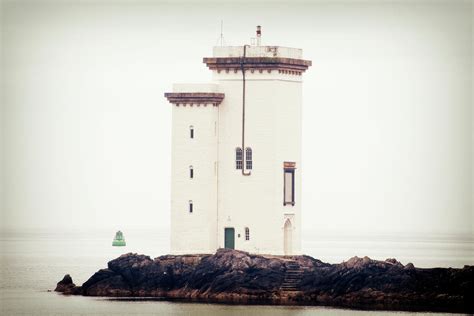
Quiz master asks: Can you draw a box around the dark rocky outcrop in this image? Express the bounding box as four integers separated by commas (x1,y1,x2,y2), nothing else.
55,249,474,313
54,274,81,295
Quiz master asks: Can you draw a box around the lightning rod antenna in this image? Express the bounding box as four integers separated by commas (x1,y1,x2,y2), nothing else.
216,20,226,46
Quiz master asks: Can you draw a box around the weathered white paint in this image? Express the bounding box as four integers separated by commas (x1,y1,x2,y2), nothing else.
170,84,219,254
169,46,307,255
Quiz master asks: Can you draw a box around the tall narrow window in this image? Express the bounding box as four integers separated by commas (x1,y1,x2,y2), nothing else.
189,200,193,213
190,125,194,139
245,147,252,170
235,148,243,169
245,227,250,241
189,166,193,179
284,162,296,206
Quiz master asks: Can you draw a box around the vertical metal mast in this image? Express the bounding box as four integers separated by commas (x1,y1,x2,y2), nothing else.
219,20,225,46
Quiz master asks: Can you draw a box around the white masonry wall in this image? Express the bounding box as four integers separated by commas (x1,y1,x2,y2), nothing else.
212,48,303,255
169,47,306,255
170,84,219,254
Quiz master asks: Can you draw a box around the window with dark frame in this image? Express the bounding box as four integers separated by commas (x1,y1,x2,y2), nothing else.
190,125,194,139
189,166,193,179
283,163,295,206
245,147,252,170
245,227,250,241
189,200,193,213
235,148,243,169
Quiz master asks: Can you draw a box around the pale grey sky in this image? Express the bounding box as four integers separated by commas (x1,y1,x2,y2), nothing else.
1,0,472,239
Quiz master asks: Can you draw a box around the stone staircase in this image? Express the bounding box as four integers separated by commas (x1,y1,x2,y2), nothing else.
280,261,304,292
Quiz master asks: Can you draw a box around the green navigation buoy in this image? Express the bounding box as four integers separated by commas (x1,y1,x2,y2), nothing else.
112,230,126,247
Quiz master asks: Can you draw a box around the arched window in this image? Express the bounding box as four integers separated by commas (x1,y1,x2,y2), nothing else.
189,200,193,213
235,148,242,170
189,165,193,179
245,147,252,170
284,219,292,255
245,227,250,241
190,125,194,139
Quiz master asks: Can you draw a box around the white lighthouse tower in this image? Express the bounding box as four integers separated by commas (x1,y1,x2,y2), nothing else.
165,27,311,255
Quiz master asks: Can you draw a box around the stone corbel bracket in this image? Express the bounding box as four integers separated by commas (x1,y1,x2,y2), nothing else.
203,57,312,75
164,92,225,107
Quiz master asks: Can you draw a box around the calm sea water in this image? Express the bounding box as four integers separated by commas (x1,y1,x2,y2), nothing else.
1,228,472,315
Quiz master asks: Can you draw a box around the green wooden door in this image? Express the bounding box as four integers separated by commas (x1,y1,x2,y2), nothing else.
224,228,235,249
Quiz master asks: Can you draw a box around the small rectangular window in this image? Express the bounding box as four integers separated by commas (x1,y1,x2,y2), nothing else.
189,200,193,213
245,148,252,170
284,169,295,206
236,148,243,170
190,129,194,139
190,168,193,179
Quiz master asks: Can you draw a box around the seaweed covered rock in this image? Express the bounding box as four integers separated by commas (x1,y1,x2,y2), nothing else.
55,249,474,313
54,274,80,295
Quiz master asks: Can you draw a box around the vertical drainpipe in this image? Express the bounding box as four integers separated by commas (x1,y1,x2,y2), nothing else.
241,45,251,176
216,104,220,250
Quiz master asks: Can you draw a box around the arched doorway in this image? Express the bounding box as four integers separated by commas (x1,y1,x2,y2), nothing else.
284,219,292,255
